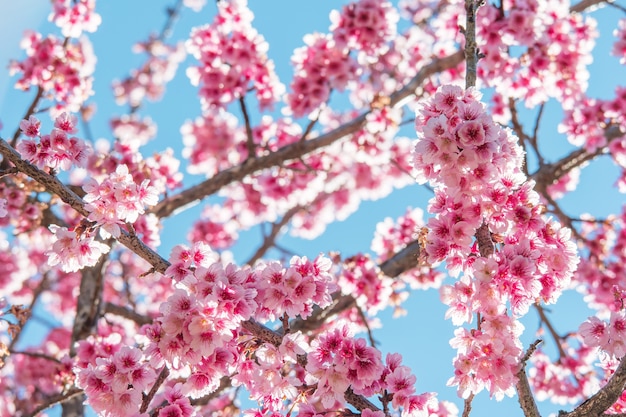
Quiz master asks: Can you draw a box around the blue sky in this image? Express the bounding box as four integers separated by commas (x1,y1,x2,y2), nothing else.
1,1,625,416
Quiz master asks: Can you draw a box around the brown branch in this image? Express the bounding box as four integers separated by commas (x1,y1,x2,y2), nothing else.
150,51,465,219
8,273,49,351
379,240,421,277
516,339,542,417
69,249,110,357
561,355,626,417
25,388,83,417
534,304,567,359
0,138,170,273
9,350,62,364
462,393,475,417
141,366,170,413
569,0,612,13
532,125,624,194
245,205,302,265
104,302,153,326
159,0,184,41
475,222,494,258
345,388,381,413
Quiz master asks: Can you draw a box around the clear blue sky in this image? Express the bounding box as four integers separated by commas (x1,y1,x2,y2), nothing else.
1,1,625,416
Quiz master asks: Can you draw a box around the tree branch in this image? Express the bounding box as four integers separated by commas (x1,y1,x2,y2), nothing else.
150,51,465,219
561,355,626,417
516,339,542,417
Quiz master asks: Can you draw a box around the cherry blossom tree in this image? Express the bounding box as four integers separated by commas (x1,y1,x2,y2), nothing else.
1,0,626,416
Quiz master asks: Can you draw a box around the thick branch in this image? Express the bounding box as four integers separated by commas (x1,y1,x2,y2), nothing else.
0,138,170,273
464,0,481,89
150,51,464,219
561,355,626,417
570,0,611,12
532,125,624,194
104,302,153,326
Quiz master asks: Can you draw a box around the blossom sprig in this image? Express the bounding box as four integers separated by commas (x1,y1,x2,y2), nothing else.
49,0,102,38
9,31,95,114
579,311,626,358
83,164,159,238
74,333,157,417
46,223,110,273
186,0,285,111
16,113,91,171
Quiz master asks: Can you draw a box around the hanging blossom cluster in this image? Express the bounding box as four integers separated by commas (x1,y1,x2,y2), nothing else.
413,85,579,399
16,113,91,170
571,209,626,314
44,160,159,272
180,107,246,176
9,31,96,114
49,0,101,38
186,0,285,110
46,224,110,273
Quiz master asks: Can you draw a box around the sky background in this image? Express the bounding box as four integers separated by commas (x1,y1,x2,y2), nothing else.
0,1,625,416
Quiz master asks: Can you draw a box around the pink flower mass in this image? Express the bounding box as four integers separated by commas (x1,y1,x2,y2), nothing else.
1,0,626,417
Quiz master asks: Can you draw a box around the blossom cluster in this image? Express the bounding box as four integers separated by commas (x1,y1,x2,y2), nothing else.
112,38,186,108
413,85,579,398
74,333,157,417
49,0,101,38
286,33,360,118
181,108,246,176
474,0,597,108
572,207,626,315
371,207,444,290
46,224,110,273
528,343,597,405
186,0,284,110
329,0,398,57
83,164,159,238
9,30,95,113
16,113,90,170
579,311,626,357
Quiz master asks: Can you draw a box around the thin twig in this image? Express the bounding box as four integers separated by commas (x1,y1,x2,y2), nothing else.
239,96,256,160
10,87,44,148
245,205,301,265
516,339,542,417
534,304,567,359
24,388,83,417
462,393,475,417
141,366,170,413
